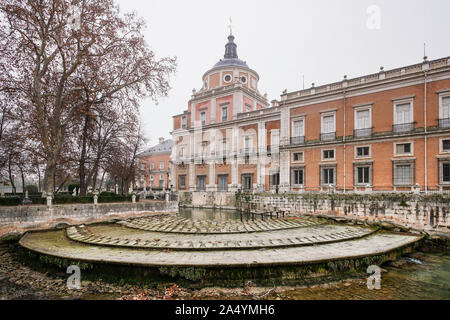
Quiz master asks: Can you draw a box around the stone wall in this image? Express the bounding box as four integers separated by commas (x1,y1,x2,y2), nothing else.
179,191,236,209
240,193,450,235
0,201,178,237
180,191,450,235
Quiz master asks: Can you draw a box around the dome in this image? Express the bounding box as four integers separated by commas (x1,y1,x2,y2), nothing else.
206,34,255,75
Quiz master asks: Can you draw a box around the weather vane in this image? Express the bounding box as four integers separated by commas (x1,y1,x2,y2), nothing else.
228,17,233,35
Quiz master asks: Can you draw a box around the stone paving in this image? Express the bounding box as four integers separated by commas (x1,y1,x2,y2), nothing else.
20,230,421,268
117,215,322,234
18,213,423,268
66,224,375,251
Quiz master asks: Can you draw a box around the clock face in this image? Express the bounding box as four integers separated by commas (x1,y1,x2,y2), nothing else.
224,74,232,83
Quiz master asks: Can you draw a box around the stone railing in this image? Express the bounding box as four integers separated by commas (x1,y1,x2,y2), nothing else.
0,201,178,233
180,191,450,235
237,193,450,235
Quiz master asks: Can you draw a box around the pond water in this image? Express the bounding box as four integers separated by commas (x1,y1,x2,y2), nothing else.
276,251,450,300
177,207,242,221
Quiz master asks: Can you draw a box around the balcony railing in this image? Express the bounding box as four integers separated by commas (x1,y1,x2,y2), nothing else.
267,145,279,155
354,128,372,138
194,153,207,161
320,132,336,142
393,122,414,133
439,118,450,129
240,148,256,156
290,136,305,145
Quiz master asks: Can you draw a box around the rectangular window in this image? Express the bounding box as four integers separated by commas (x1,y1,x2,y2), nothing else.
443,163,450,183
181,116,187,129
200,142,207,157
200,111,206,126
442,139,450,152
322,168,335,185
323,149,335,160
271,130,280,150
292,169,304,185
179,146,186,158
222,107,228,121
293,152,304,162
159,180,164,188
395,143,412,155
244,136,252,151
270,174,280,187
394,164,413,186
242,174,253,191
222,139,227,154
440,96,450,120
150,162,154,170
293,119,304,137
356,109,371,129
394,103,412,125
218,175,228,192
322,114,335,133
357,166,370,184
356,146,370,158
159,161,164,170
178,175,186,189
197,176,206,191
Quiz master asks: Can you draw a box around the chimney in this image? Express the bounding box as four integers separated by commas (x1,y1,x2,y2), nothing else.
159,137,165,144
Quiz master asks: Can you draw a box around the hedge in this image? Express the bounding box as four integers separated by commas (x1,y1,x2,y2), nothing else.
0,194,139,206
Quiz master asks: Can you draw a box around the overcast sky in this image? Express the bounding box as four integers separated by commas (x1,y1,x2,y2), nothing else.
116,0,450,148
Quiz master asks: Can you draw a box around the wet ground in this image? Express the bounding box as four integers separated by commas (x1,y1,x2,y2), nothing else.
1,236,448,300
1,208,448,300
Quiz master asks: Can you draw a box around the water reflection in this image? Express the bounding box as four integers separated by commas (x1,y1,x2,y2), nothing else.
277,252,450,300
178,207,241,221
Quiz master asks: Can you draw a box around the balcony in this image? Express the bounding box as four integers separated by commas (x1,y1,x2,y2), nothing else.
439,118,450,129
393,122,414,134
194,153,207,162
290,136,305,145
320,132,336,142
354,128,372,138
267,145,279,155
240,148,256,156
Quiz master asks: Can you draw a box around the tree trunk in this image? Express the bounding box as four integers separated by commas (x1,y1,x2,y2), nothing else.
43,158,56,195
37,165,41,192
8,154,16,194
79,113,90,196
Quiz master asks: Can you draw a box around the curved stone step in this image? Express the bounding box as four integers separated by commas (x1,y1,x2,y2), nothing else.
66,224,376,251
117,215,324,234
20,229,422,268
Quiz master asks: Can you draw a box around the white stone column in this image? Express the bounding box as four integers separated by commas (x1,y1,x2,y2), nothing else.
230,125,239,191
207,162,216,191
279,150,291,192
231,158,238,191
190,103,196,127
233,90,243,119
257,121,266,191
210,98,216,124
189,163,196,191
280,107,290,146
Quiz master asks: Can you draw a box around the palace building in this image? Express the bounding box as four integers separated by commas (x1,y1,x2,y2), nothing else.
171,32,450,193
137,137,173,190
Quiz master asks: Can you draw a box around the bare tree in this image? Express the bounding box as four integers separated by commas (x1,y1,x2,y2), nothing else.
0,0,176,195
